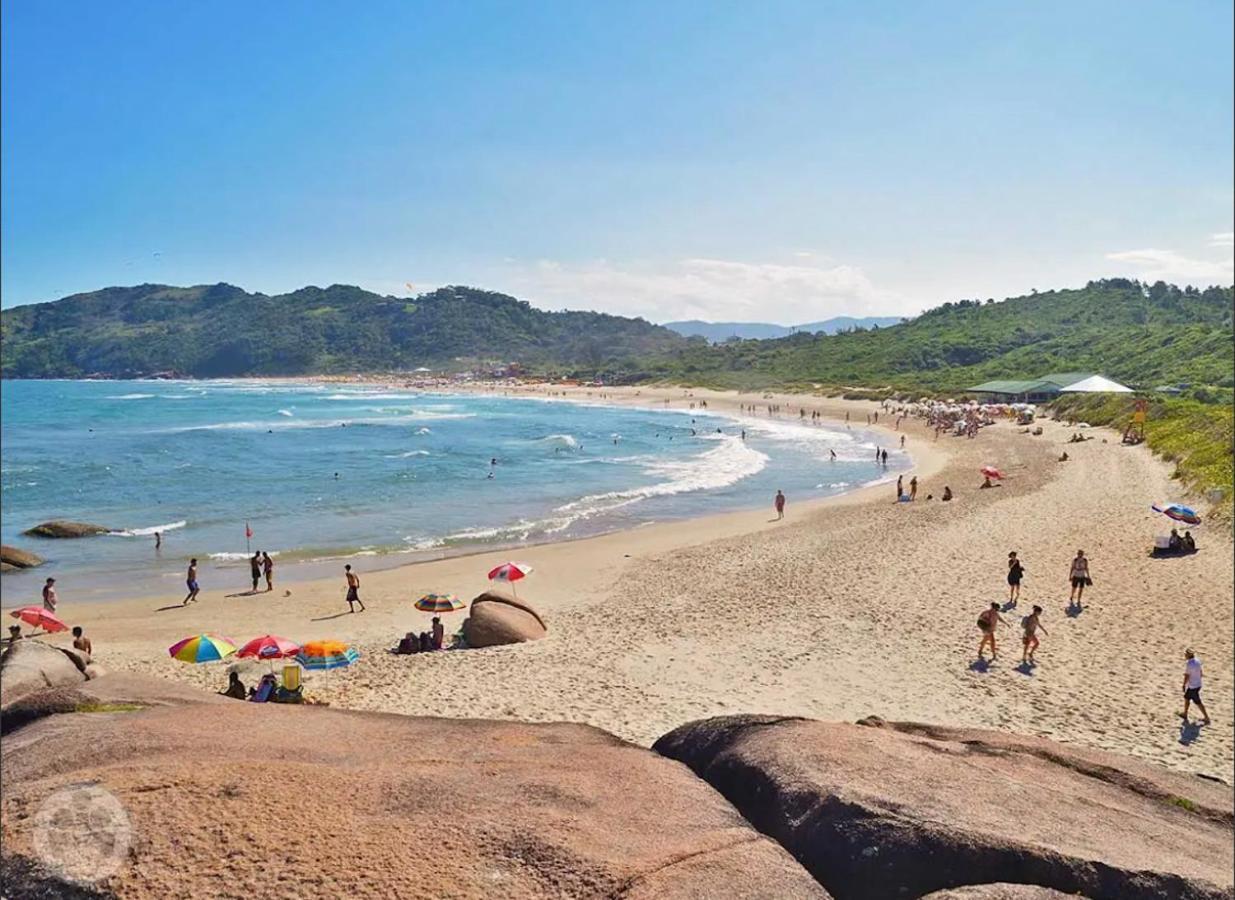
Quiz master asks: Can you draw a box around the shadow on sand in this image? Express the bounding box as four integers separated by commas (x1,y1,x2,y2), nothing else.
1179,721,1203,746
969,658,992,673
310,611,354,622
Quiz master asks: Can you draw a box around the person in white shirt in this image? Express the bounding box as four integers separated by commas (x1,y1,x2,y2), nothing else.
1181,649,1211,726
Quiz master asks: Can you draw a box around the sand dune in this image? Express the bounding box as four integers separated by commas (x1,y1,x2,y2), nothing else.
28,387,1233,782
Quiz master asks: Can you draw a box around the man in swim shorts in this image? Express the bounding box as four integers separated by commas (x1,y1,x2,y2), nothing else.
774,490,786,520
1181,649,1211,725
250,552,262,592
344,564,365,612
183,559,201,605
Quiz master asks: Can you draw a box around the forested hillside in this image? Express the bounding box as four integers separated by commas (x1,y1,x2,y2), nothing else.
642,280,1234,394
0,283,691,378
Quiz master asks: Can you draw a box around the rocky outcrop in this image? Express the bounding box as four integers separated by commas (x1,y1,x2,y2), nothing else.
22,520,110,538
0,544,44,571
0,640,90,708
462,591,548,648
919,886,1089,900
1,677,828,898
653,715,1234,900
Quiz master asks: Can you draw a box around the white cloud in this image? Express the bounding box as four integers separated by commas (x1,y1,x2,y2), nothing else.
1104,246,1234,284
1209,232,1234,248
492,256,909,324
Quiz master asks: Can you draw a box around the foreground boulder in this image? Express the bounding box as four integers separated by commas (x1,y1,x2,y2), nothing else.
1,676,828,898
654,715,1234,900
0,544,44,571
0,639,89,708
22,520,110,538
920,887,1087,900
463,591,548,648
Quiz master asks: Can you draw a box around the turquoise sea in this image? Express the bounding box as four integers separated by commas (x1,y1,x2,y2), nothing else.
0,380,909,602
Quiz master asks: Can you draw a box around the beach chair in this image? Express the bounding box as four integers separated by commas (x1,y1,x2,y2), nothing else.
250,675,276,703
274,665,304,704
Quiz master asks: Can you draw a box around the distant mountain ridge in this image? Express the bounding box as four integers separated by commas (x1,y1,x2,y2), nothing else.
664,316,904,342
0,283,690,379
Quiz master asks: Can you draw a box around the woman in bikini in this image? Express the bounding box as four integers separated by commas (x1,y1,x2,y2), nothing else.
1022,605,1048,664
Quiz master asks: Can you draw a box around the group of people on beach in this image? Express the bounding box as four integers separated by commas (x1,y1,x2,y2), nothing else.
978,549,1093,666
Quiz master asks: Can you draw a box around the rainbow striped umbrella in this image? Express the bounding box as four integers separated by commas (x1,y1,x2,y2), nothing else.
414,593,465,613
295,640,359,671
168,633,237,664
1152,503,1202,526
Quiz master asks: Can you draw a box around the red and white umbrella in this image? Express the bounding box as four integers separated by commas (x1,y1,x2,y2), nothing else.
487,562,533,595
980,466,1003,480
236,634,301,673
9,606,69,634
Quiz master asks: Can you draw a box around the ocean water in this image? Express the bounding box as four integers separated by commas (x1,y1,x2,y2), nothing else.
0,380,909,602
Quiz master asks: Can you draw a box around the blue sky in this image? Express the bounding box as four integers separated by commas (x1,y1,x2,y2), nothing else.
3,1,1232,321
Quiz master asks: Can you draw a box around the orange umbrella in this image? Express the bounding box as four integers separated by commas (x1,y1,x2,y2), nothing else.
9,606,68,633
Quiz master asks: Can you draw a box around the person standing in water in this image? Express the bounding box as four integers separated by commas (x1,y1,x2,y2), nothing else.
262,551,274,592
881,449,889,465
774,490,786,520
154,531,162,550
1006,552,1024,604
183,559,201,605
1021,605,1047,665
344,564,365,612
829,449,837,460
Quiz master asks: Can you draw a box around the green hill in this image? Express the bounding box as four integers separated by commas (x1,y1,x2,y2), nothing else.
641,279,1234,395
0,283,691,378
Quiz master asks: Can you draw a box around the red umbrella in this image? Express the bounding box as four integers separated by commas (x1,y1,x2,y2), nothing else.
9,606,68,634
236,635,301,672
980,466,1003,480
487,562,533,596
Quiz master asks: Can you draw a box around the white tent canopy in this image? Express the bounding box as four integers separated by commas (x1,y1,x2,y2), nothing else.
1060,375,1133,393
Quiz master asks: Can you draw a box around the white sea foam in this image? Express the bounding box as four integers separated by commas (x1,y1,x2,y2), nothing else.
324,392,422,401
110,520,187,537
108,393,155,400
536,434,579,449
159,412,474,433
277,409,294,417
415,427,432,435
385,450,430,458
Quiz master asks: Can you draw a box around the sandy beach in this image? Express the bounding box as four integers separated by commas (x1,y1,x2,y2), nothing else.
13,386,1233,782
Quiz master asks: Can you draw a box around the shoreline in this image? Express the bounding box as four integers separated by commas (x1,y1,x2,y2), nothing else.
8,382,1231,781
1,383,930,605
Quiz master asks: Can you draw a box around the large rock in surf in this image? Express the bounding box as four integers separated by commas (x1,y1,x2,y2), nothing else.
22,519,110,538
0,639,90,708
0,544,44,571
0,676,828,899
653,714,1234,900
463,591,548,648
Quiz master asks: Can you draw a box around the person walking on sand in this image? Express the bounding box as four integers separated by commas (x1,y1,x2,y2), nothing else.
1021,605,1047,664
1007,552,1024,604
42,577,57,613
249,552,262,593
977,602,1010,660
909,476,918,500
896,475,904,500
1181,649,1211,725
262,551,274,592
183,559,201,605
774,490,786,520
1068,550,1091,605
344,564,365,612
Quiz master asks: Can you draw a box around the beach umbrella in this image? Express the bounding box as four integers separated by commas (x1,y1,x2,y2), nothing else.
236,635,301,672
414,593,465,613
488,562,533,595
980,466,1003,480
168,633,237,664
296,640,359,671
9,606,68,634
1152,503,1202,526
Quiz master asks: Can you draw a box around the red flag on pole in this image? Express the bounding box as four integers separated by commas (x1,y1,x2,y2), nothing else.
245,523,253,539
